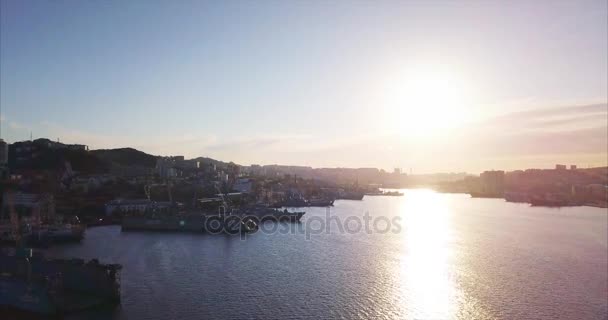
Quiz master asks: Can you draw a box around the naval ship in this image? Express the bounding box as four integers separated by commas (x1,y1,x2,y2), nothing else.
121,205,306,233
122,210,259,234
120,188,305,233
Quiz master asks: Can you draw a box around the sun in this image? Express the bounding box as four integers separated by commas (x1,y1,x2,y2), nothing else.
384,64,474,136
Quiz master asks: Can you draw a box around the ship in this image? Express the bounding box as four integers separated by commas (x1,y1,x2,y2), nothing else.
504,191,530,203
469,192,503,199
0,274,56,316
0,248,122,317
122,211,259,234
337,191,365,200
307,198,334,207
0,196,120,316
0,192,85,247
383,191,403,196
365,191,404,196
121,185,260,234
529,195,570,207
242,205,305,222
27,223,85,247
0,223,85,248
274,198,309,208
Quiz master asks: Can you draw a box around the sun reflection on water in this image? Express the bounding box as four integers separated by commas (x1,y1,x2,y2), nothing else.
399,189,458,319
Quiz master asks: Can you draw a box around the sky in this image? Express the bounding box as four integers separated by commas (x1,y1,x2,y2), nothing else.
1,0,607,173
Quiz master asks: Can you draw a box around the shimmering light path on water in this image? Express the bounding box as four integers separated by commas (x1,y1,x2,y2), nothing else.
51,190,607,319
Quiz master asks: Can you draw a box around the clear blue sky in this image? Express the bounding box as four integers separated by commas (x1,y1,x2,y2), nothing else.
1,0,606,172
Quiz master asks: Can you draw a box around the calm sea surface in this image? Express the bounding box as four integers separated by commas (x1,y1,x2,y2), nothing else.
50,190,608,320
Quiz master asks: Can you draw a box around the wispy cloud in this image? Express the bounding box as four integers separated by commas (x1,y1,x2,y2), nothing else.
8,121,26,130
478,103,607,133
206,134,313,151
0,115,31,139
290,103,608,171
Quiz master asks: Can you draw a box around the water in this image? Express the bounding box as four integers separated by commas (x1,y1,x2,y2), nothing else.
49,190,608,320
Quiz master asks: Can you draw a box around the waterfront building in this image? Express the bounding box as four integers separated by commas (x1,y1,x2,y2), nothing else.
1,192,55,221
479,170,505,196
156,157,180,179
155,156,202,179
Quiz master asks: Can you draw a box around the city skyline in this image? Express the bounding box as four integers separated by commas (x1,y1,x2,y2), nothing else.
1,1,607,173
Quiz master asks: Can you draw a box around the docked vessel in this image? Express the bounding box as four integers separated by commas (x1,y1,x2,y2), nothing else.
530,196,570,207
0,249,122,316
337,191,365,200
365,191,403,196
0,192,85,247
0,275,56,316
274,198,309,208
27,223,85,246
307,198,334,207
383,191,403,196
242,205,305,222
272,197,333,208
121,212,259,234
504,191,530,203
0,223,85,247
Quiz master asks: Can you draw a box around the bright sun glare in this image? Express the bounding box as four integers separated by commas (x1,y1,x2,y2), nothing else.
385,64,474,136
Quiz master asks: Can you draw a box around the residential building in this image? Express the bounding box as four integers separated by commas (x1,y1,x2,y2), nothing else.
233,178,253,193
1,192,55,221
479,170,505,196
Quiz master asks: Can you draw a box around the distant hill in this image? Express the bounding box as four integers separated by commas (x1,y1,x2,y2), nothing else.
191,156,230,167
8,139,236,176
8,139,108,174
91,148,158,168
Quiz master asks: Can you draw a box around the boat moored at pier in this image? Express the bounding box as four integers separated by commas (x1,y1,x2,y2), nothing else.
0,248,122,316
